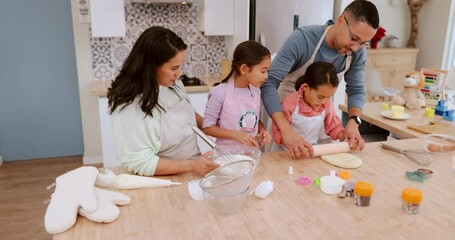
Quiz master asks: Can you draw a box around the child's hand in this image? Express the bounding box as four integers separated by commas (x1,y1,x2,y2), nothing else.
256,130,272,146
337,130,346,141
233,131,259,147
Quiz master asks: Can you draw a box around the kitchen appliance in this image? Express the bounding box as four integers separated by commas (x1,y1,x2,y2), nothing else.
180,75,206,86
253,0,335,53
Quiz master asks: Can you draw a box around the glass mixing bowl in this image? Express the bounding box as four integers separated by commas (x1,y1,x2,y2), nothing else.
199,160,254,214
213,144,262,171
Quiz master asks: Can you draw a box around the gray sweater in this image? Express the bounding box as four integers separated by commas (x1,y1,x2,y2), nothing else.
261,22,367,116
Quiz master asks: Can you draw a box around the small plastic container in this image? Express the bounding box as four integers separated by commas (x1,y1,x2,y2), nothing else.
354,181,373,207
320,170,345,195
402,188,423,214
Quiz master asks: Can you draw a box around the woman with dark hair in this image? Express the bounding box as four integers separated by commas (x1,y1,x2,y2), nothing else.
108,26,218,176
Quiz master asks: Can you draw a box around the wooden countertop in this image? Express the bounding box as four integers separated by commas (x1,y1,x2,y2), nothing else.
91,76,220,97
339,102,455,139
53,138,455,239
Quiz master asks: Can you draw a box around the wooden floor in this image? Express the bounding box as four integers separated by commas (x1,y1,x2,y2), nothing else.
0,156,88,240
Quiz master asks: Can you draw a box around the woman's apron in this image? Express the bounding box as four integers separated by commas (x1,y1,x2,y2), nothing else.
158,85,200,159
217,77,261,146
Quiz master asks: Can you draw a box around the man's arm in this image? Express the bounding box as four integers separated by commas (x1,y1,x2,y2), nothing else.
261,28,315,157
343,50,367,150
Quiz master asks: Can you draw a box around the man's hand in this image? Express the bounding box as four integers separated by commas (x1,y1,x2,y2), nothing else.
281,128,314,158
345,120,365,150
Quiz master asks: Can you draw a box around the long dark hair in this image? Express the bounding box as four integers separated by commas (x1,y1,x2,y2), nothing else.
107,26,187,116
217,40,270,85
294,61,339,91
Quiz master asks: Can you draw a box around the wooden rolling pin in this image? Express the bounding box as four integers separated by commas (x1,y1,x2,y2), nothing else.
312,142,351,157
278,142,351,158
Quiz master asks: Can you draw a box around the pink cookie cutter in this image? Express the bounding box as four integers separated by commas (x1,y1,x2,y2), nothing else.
297,176,313,186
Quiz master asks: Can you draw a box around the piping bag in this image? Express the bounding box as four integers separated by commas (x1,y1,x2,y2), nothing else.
312,142,350,157
96,169,182,190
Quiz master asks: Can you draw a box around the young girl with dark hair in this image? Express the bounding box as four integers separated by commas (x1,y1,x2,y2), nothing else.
202,40,272,147
272,61,346,152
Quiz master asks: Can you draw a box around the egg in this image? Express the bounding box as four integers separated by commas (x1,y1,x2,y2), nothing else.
427,144,442,152
442,145,455,152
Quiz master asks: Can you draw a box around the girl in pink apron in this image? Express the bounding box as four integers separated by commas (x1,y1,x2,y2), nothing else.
272,61,346,152
202,41,272,147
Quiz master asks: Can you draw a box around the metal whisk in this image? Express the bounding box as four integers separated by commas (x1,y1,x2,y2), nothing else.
192,126,241,165
380,143,432,166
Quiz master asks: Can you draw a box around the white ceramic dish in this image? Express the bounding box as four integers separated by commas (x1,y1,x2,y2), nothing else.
381,111,411,120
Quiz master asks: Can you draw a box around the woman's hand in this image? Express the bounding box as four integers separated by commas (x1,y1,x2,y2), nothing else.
190,151,220,176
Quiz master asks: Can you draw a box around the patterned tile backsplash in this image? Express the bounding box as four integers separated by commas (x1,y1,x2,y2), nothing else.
90,3,227,81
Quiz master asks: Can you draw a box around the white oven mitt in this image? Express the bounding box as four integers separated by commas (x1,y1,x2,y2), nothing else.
96,169,181,189
78,187,131,223
44,166,99,234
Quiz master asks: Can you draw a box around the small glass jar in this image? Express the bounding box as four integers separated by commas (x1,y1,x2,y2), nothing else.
354,181,373,207
402,188,423,214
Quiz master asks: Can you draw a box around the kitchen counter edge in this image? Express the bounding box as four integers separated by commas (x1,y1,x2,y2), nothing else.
91,76,221,97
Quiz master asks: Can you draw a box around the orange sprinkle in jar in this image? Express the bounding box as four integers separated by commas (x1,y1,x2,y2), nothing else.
402,188,423,214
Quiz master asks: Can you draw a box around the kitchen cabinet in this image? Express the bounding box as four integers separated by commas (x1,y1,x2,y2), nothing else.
365,48,419,101
197,0,233,35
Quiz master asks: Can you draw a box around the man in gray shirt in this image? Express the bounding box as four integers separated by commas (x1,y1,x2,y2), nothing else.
261,0,379,157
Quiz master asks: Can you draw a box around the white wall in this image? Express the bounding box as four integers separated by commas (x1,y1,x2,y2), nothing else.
369,0,453,70
369,0,410,48
416,0,453,69
70,0,103,164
